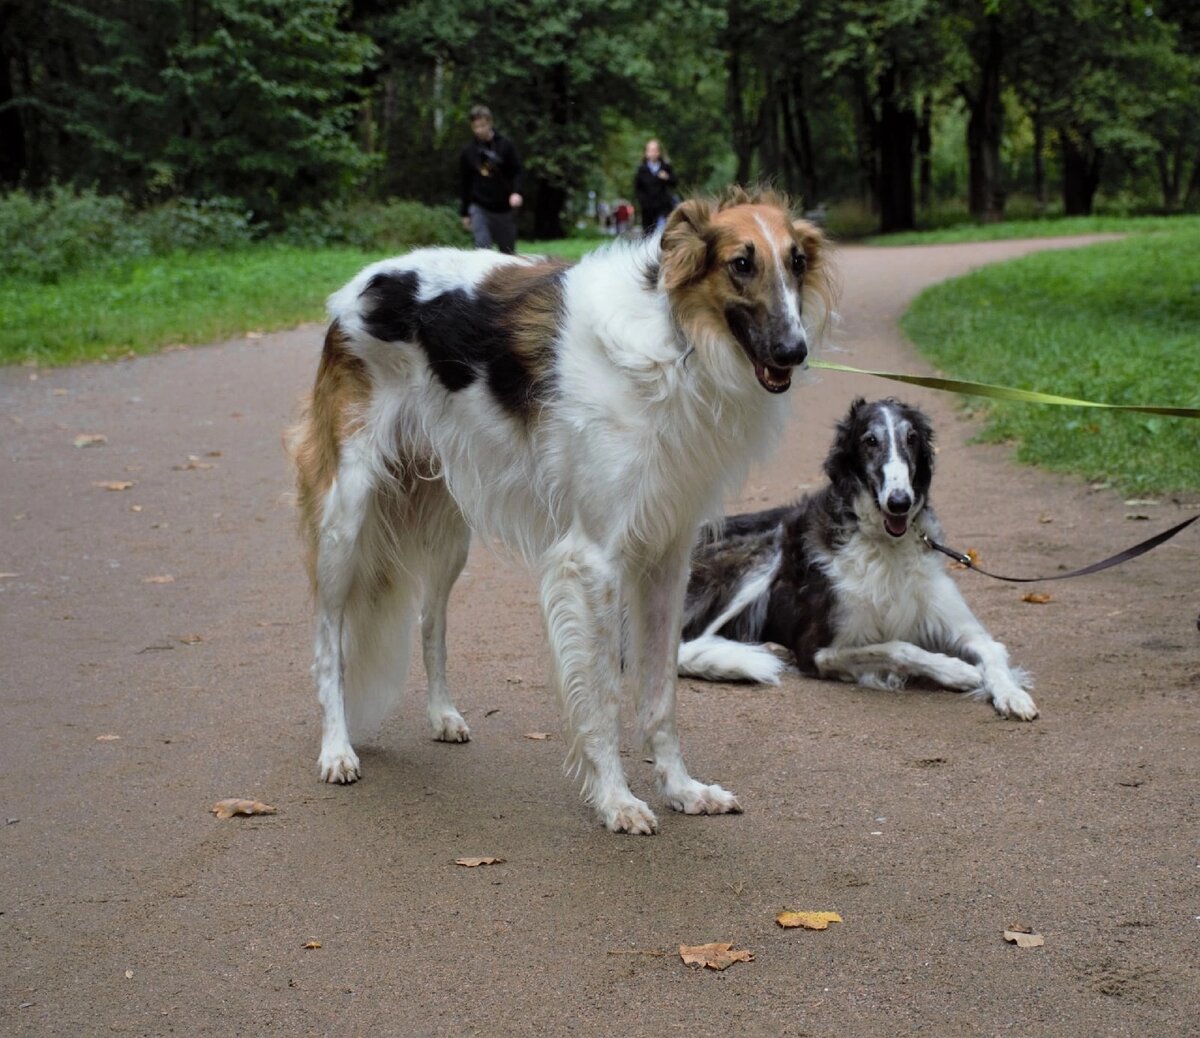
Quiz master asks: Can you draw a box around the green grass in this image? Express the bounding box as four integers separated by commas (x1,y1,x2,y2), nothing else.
901,225,1200,494
0,244,376,366
864,213,1200,246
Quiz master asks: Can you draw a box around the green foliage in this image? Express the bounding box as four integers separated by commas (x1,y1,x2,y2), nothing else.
0,187,255,282
277,200,469,251
902,225,1200,492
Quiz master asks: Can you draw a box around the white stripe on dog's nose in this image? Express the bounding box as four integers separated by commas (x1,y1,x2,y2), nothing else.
880,410,912,511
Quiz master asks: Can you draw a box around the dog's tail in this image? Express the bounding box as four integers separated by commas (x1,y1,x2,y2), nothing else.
677,634,784,685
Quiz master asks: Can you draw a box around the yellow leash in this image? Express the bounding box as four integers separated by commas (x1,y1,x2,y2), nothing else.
808,359,1200,420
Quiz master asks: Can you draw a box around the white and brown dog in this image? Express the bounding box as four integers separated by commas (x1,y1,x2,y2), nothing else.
289,188,832,833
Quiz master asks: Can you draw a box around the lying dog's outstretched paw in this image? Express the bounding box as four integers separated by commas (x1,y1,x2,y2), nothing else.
664,780,743,816
318,746,361,783
994,687,1039,721
430,710,471,743
598,796,659,835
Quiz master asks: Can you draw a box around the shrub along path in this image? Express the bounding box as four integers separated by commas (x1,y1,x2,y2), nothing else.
1,236,1196,1036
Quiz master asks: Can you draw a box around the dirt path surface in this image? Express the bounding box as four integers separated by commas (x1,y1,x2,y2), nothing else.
2,237,1197,1037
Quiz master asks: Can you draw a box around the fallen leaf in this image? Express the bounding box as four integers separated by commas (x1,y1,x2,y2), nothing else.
96,734,120,741
210,798,277,820
455,857,505,867
142,574,175,584
1124,499,1158,507
246,331,264,340
776,910,843,930
303,940,322,950
1038,513,1054,524
93,480,135,491
124,970,134,979
178,634,203,645
1003,924,1045,949
173,456,216,471
0,572,19,579
73,433,108,448
130,505,143,513
679,942,755,971
950,548,979,570
1021,592,1052,604
523,732,550,741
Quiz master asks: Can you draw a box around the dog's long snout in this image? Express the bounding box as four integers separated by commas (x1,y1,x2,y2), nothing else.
886,489,912,514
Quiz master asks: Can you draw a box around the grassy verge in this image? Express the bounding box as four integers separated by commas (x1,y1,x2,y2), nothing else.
901,225,1200,494
0,245,377,366
863,213,1200,246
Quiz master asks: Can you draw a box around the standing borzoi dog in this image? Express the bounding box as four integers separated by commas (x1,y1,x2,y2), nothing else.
679,397,1039,720
288,189,832,833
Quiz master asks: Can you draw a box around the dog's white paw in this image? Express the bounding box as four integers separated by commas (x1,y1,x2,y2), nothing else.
318,744,361,783
993,686,1039,721
430,709,471,743
597,795,659,835
663,779,743,816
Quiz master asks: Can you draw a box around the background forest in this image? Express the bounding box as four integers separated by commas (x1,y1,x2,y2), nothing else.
4,0,1200,241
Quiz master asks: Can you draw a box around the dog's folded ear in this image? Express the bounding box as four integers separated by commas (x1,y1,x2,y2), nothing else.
661,198,716,292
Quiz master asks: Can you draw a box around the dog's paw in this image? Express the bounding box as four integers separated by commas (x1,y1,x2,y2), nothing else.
429,709,471,743
597,795,659,835
318,745,361,783
663,779,743,816
993,686,1039,721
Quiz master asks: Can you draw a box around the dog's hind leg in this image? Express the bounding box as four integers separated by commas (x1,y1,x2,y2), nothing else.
541,534,657,834
629,545,742,818
418,487,471,743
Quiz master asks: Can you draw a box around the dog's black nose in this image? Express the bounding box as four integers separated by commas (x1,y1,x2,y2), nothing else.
770,338,808,368
886,490,912,514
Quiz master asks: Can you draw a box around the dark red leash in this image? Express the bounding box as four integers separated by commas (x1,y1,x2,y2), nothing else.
922,514,1199,583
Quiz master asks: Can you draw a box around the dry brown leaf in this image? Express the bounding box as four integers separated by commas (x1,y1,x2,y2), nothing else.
142,574,175,584
1003,924,1045,949
303,940,322,950
96,734,120,741
949,548,979,570
178,634,203,645
124,970,134,979
130,505,143,513
455,856,505,867
523,732,550,741
1022,592,1053,605
73,433,108,448
210,798,277,820
775,910,843,930
93,480,135,491
679,942,755,971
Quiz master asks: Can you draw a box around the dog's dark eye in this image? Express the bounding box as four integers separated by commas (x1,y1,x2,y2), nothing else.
791,248,807,276
729,255,754,276
864,434,879,448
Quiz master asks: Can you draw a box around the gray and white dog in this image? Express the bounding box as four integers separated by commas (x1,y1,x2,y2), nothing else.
678,397,1038,719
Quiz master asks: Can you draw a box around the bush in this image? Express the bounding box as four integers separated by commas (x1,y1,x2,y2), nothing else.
278,199,468,251
0,187,256,282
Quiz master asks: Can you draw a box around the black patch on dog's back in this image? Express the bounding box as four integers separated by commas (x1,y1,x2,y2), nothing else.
359,264,568,418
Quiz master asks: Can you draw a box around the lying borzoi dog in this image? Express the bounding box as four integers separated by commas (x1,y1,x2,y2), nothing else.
288,189,832,833
679,397,1039,720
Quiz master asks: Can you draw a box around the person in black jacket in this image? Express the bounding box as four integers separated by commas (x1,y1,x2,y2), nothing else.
459,105,524,254
633,139,679,235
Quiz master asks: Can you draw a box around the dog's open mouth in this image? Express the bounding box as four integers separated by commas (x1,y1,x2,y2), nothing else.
883,512,909,538
753,360,792,394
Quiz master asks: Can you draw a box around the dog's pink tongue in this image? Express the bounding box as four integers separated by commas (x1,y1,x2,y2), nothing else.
884,513,908,537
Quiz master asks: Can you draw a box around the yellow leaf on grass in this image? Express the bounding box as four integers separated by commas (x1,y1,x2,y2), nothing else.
210,798,277,820
679,942,755,971
776,910,843,930
1021,592,1052,605
93,480,135,491
455,856,505,867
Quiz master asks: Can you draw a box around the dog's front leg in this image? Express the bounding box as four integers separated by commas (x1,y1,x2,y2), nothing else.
540,535,657,834
628,543,742,817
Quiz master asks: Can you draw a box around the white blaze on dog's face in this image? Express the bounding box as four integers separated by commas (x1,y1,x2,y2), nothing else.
660,191,828,394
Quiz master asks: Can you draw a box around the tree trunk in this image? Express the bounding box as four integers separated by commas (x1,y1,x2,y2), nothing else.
917,93,932,210
1185,148,1200,207
531,179,565,239
877,62,915,233
0,41,24,188
726,45,758,185
852,69,879,214
964,18,1005,222
1060,130,1101,216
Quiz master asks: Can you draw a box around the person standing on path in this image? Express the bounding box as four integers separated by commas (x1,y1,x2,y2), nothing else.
634,138,678,235
460,105,524,255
